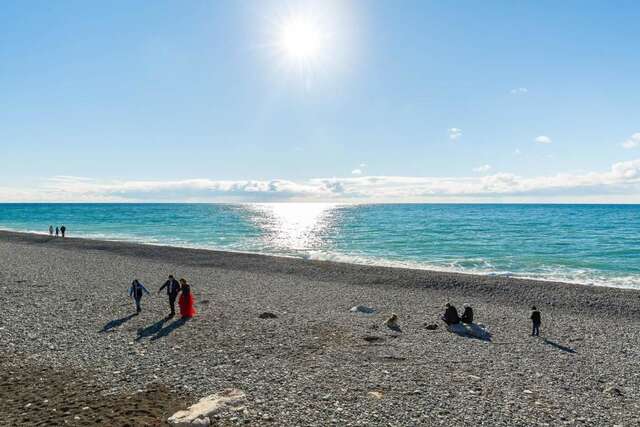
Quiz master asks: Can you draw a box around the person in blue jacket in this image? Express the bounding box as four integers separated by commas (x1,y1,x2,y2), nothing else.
129,279,150,314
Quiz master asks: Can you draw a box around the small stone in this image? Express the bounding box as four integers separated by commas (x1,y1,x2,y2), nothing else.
258,312,277,319
604,386,624,397
368,391,383,399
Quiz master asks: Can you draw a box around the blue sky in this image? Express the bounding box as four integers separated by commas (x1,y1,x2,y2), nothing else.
1,0,639,202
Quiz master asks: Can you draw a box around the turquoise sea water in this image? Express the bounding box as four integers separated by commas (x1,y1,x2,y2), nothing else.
0,203,638,289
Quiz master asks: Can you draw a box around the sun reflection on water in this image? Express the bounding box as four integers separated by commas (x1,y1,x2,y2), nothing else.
247,203,338,252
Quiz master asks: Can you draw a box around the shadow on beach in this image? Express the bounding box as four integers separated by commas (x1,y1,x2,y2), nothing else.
149,318,188,341
543,338,577,354
100,314,137,333
135,318,168,342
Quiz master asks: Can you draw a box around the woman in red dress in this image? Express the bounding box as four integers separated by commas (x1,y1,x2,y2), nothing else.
178,278,197,319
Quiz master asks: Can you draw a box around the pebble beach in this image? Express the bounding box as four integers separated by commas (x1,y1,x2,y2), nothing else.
1,230,639,426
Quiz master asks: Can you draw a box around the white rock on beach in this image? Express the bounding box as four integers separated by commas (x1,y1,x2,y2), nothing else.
168,389,246,426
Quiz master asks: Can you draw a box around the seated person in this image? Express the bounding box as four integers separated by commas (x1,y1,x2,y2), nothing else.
441,303,460,325
460,304,474,324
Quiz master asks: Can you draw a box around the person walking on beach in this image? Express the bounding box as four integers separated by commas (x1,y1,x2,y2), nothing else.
530,306,541,336
460,303,474,324
158,274,181,317
178,278,196,319
441,303,460,325
129,279,150,314
55,226,59,237
60,225,66,238
48,225,54,236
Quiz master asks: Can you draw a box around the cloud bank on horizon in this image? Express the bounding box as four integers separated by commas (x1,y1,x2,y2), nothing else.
2,158,639,203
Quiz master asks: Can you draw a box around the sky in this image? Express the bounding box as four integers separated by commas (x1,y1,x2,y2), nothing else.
1,0,639,203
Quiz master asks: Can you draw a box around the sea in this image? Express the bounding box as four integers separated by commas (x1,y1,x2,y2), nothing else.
0,203,638,289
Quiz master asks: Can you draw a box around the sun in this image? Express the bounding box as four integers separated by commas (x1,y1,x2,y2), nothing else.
279,15,324,62
261,2,356,84
274,13,330,71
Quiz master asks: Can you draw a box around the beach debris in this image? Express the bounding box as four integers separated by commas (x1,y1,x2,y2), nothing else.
384,314,401,332
368,391,384,399
258,312,278,319
350,305,375,314
362,335,384,343
168,388,246,426
425,323,438,330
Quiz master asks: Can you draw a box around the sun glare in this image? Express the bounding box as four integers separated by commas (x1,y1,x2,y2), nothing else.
262,2,357,84
279,15,325,62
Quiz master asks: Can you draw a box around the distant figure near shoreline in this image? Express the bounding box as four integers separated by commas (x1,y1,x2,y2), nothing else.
48,225,53,236
55,226,59,237
60,225,66,238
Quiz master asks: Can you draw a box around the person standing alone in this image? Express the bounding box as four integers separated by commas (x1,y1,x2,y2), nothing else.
530,306,542,336
129,279,150,314
158,274,181,317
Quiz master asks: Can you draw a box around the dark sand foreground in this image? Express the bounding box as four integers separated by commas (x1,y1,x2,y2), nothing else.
1,230,639,426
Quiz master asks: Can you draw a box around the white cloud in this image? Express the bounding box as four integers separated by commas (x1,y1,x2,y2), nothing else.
622,132,640,149
2,159,640,203
510,87,528,95
448,128,462,141
472,164,492,173
351,169,362,175
535,135,552,144
514,149,521,155
359,163,367,168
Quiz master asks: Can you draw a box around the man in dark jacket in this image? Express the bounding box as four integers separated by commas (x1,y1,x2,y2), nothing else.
159,275,181,317
530,306,541,336
441,303,460,325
